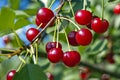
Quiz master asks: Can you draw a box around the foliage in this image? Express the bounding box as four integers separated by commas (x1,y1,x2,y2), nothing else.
0,0,120,80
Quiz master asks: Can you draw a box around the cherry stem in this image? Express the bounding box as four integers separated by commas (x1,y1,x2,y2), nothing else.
68,0,75,17
101,0,104,20
62,26,71,51
30,45,37,64
56,19,60,48
18,56,26,64
17,51,29,72
49,0,55,9
53,21,57,42
35,43,38,64
58,16,80,30
83,0,87,10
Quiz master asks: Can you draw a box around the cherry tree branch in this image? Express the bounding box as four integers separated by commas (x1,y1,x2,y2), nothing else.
79,61,120,78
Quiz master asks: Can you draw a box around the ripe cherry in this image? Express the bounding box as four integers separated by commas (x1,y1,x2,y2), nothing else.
36,8,54,23
76,28,92,46
7,70,16,80
46,72,54,80
75,10,92,25
80,72,88,80
86,16,99,29
68,31,79,46
35,17,55,28
80,67,91,80
91,18,109,33
113,4,120,14
35,17,46,28
3,35,10,44
26,28,39,42
46,42,62,53
47,48,63,63
62,51,80,67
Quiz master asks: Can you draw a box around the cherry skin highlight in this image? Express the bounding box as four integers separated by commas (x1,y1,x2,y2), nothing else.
47,48,63,63
37,8,54,23
114,4,120,14
7,70,16,80
75,10,92,25
26,28,39,42
62,51,81,67
91,18,109,33
76,28,92,46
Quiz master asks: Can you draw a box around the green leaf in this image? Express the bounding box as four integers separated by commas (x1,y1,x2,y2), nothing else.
9,0,20,10
15,10,30,18
14,18,31,30
13,64,47,80
0,7,15,35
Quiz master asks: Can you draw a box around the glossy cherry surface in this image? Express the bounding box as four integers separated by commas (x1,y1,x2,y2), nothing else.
7,70,16,80
75,10,92,25
91,18,109,33
47,48,63,63
76,28,92,46
86,15,99,29
37,8,54,23
114,4,120,14
46,42,62,53
68,31,79,46
26,28,39,42
35,17,46,28
62,51,80,67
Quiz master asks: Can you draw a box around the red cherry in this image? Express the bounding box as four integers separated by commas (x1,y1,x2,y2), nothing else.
91,18,109,33
80,72,88,79
3,35,10,44
47,48,63,63
76,28,92,46
68,31,79,46
35,17,46,28
46,72,54,80
62,51,81,67
37,8,54,23
75,10,92,25
26,28,39,42
86,16,99,29
7,70,16,80
101,74,110,80
35,17,55,28
46,42,62,53
114,4,120,14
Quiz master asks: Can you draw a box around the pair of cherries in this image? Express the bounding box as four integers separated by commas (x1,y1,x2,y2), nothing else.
46,42,81,67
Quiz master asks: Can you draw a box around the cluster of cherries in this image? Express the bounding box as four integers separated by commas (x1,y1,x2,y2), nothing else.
7,3,120,80
26,7,81,67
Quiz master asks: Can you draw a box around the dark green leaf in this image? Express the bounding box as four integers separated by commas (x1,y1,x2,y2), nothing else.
13,64,47,80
